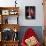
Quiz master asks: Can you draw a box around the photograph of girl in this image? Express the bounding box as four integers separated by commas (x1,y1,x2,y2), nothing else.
25,6,35,19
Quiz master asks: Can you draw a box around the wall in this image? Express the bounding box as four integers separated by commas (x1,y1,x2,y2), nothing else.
18,0,44,26
43,0,46,26
43,0,46,45
0,0,44,26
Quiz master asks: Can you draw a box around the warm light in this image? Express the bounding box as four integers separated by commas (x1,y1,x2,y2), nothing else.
11,10,14,11
14,28,17,32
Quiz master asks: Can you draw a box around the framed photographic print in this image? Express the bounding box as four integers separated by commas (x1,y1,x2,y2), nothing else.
2,10,9,15
25,6,35,19
9,10,18,15
9,10,15,15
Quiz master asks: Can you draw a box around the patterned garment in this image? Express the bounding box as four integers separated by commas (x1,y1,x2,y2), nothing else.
21,28,41,46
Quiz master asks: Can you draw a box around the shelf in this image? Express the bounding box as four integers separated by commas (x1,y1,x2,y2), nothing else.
0,7,20,46
2,41,19,46
2,40,19,43
0,7,19,24
0,24,20,32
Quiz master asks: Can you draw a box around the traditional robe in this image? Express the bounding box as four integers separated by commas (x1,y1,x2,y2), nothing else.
21,28,41,46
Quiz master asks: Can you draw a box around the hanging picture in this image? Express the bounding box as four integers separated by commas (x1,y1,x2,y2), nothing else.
25,6,35,19
2,10,9,15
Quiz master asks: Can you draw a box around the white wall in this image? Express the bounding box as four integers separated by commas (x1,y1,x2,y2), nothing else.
0,0,44,26
18,0,44,26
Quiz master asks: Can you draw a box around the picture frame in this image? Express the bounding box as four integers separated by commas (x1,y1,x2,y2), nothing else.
25,6,35,19
2,10,9,15
9,10,18,15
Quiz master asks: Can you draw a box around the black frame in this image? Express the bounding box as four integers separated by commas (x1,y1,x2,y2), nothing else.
25,6,35,19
